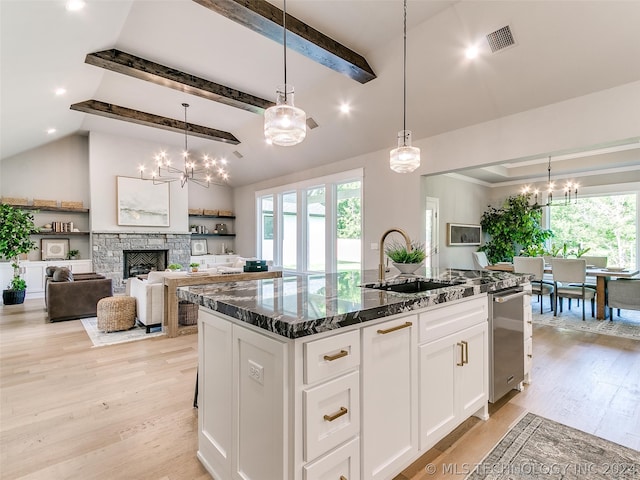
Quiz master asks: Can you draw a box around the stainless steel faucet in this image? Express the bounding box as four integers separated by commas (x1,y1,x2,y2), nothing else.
379,228,412,282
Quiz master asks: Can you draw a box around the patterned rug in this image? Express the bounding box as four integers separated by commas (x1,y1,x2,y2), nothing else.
531,298,640,341
81,317,164,347
466,413,640,480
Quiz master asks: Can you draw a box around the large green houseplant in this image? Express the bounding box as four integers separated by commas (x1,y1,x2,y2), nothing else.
479,194,552,264
0,204,38,305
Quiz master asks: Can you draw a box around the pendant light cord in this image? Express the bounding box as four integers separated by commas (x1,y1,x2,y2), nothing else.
402,0,407,146
283,0,288,101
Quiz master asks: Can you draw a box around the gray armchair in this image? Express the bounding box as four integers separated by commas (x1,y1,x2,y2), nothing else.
607,279,640,321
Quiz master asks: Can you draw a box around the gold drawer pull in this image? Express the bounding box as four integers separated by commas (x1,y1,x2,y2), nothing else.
340,477,348,480
457,342,465,366
324,406,348,422
324,350,348,362
377,321,412,335
462,340,469,365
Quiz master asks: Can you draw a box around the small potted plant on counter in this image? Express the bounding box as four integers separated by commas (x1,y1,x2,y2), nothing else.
385,240,427,274
190,262,200,273
67,249,80,260
167,263,183,272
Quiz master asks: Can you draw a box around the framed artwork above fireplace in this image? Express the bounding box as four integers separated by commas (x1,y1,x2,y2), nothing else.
117,176,170,227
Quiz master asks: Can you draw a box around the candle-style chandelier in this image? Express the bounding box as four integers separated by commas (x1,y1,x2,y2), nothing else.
138,103,229,188
521,156,578,206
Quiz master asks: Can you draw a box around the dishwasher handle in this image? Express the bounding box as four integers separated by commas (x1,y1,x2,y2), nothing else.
493,290,530,303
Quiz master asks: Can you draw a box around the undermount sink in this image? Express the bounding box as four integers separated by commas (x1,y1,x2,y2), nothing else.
364,280,463,294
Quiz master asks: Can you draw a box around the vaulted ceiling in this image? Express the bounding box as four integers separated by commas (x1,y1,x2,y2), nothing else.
2,0,639,187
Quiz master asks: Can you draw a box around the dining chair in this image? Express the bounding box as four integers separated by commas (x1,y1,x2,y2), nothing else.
513,256,554,313
472,251,489,270
579,255,608,291
607,279,640,321
550,258,596,320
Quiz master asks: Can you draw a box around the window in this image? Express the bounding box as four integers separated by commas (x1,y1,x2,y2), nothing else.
336,181,361,271
257,169,362,273
259,195,274,262
549,193,637,268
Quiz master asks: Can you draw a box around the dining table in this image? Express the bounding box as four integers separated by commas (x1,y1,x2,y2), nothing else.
486,262,640,320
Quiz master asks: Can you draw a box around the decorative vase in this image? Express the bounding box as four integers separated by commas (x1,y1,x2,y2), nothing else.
2,289,26,305
392,262,423,275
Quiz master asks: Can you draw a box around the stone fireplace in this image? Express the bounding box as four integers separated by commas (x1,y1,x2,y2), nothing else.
92,232,191,293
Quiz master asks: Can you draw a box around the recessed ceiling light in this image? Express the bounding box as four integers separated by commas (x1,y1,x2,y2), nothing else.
465,45,479,60
65,0,86,12
47,128,57,135
55,88,67,96
339,103,351,114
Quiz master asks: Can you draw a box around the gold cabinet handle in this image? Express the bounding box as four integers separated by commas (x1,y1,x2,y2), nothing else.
377,321,412,335
457,342,465,366
528,354,533,358
462,340,469,365
324,350,348,362
324,406,348,422
340,477,348,480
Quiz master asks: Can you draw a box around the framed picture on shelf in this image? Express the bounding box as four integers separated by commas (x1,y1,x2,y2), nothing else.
447,223,482,246
116,176,170,227
41,238,70,260
191,239,208,256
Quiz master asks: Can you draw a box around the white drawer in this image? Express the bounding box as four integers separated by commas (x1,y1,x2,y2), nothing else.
304,371,360,462
304,330,360,385
418,296,487,344
304,437,360,480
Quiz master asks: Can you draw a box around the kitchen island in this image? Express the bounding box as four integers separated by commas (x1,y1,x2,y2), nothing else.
178,268,531,480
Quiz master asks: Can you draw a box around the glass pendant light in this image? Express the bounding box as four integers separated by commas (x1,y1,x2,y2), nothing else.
264,0,306,146
390,0,420,173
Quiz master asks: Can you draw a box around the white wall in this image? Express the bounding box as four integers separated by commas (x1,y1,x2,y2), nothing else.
89,131,190,233
423,175,491,270
0,134,89,203
235,81,640,269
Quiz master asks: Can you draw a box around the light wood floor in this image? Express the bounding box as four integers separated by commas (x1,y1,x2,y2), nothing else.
1,299,638,480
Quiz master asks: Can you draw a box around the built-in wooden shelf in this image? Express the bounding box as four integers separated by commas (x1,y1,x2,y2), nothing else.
12,205,89,214
190,233,236,237
188,214,236,219
32,231,90,236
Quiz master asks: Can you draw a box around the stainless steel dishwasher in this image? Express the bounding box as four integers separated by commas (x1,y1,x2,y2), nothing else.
488,285,531,403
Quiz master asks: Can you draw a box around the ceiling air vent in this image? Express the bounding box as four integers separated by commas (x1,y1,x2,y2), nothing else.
306,117,319,130
232,150,243,159
486,25,515,53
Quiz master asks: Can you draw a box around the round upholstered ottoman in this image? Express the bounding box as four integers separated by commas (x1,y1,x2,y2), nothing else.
97,296,136,332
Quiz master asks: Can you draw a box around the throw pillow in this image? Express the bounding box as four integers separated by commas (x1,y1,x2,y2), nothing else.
45,266,58,277
52,267,73,282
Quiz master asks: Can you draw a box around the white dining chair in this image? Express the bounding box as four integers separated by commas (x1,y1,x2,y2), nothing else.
607,279,640,321
550,258,596,320
472,251,489,270
513,256,554,313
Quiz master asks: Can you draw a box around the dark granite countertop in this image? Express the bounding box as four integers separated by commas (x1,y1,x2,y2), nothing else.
177,268,531,339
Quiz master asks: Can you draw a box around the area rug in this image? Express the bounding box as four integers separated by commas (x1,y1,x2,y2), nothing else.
466,413,640,480
81,317,164,347
531,299,640,341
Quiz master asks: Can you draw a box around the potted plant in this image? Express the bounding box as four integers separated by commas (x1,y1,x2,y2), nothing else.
480,193,553,263
189,262,200,272
67,249,80,260
0,204,38,305
167,263,183,272
385,240,427,274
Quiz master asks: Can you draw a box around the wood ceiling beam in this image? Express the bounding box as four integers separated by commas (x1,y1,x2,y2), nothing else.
193,0,376,84
85,49,273,115
70,100,240,145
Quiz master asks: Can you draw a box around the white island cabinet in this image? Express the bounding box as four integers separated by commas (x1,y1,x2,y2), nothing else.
197,294,490,480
